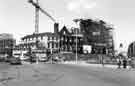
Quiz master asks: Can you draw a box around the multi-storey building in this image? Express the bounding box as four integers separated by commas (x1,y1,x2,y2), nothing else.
18,32,59,53
59,26,83,53
79,19,114,54
17,25,83,55
128,42,135,57
0,33,16,56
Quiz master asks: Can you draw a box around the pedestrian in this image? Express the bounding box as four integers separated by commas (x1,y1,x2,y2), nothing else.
128,58,132,69
30,55,33,64
123,58,127,69
131,57,135,69
101,55,105,67
117,58,122,69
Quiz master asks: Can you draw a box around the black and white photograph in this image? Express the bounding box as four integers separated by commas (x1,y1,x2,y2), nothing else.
0,0,135,86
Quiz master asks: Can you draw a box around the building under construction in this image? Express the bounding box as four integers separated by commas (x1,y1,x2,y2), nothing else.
78,19,115,55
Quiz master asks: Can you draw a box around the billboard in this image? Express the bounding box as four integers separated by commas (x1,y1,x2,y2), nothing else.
83,45,92,54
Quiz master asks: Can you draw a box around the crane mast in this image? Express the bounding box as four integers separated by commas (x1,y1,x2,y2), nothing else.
35,0,39,34
28,0,59,64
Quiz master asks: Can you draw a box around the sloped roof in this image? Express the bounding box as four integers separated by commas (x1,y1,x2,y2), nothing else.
59,26,71,35
21,32,59,40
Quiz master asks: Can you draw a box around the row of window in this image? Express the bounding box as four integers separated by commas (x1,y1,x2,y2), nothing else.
47,43,59,48
18,42,59,49
60,45,82,51
23,36,58,42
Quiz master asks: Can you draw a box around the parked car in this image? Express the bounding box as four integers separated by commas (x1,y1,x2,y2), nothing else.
9,57,22,65
0,55,7,62
4,57,11,62
24,55,36,63
20,55,30,61
0,57,5,62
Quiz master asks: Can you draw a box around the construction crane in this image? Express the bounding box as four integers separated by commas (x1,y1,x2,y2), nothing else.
28,0,59,34
28,0,59,64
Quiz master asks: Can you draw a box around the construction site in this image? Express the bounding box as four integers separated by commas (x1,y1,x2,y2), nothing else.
11,0,115,63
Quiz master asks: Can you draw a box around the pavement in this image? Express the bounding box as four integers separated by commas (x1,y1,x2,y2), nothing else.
62,61,129,69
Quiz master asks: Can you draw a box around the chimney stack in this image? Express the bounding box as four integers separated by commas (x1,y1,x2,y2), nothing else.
54,23,59,34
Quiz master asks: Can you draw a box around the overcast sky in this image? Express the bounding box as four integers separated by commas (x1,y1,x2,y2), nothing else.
0,0,135,51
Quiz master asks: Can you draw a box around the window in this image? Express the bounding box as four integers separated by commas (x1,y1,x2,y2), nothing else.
50,37,52,40
54,37,56,40
63,31,65,34
52,43,54,48
56,43,58,48
52,37,54,40
34,37,36,41
61,37,63,40
48,43,52,48
43,36,47,40
41,36,43,40
65,38,67,42
26,39,28,42
38,37,41,40
48,43,50,48
70,39,72,42
92,32,100,36
48,37,50,40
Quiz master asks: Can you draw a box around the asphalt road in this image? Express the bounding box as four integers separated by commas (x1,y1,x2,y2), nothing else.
0,62,135,86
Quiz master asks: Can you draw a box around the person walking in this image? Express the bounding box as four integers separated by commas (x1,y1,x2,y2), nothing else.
131,57,135,69
123,58,127,69
128,57,132,69
117,58,122,69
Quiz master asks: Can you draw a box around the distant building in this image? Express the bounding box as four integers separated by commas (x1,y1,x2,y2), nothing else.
59,26,83,53
17,25,83,54
18,32,59,53
79,19,114,55
128,42,135,57
0,33,16,56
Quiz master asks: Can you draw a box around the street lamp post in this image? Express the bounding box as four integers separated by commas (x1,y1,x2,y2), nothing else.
76,29,78,63
36,40,39,64
35,0,39,64
73,19,79,63
51,48,53,64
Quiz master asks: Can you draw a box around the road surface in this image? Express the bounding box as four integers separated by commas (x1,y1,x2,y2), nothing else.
0,62,135,86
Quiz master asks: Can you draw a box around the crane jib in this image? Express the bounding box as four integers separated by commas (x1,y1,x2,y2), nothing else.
28,0,56,22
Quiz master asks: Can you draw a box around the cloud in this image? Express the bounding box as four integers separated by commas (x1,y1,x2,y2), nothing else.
67,0,97,14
